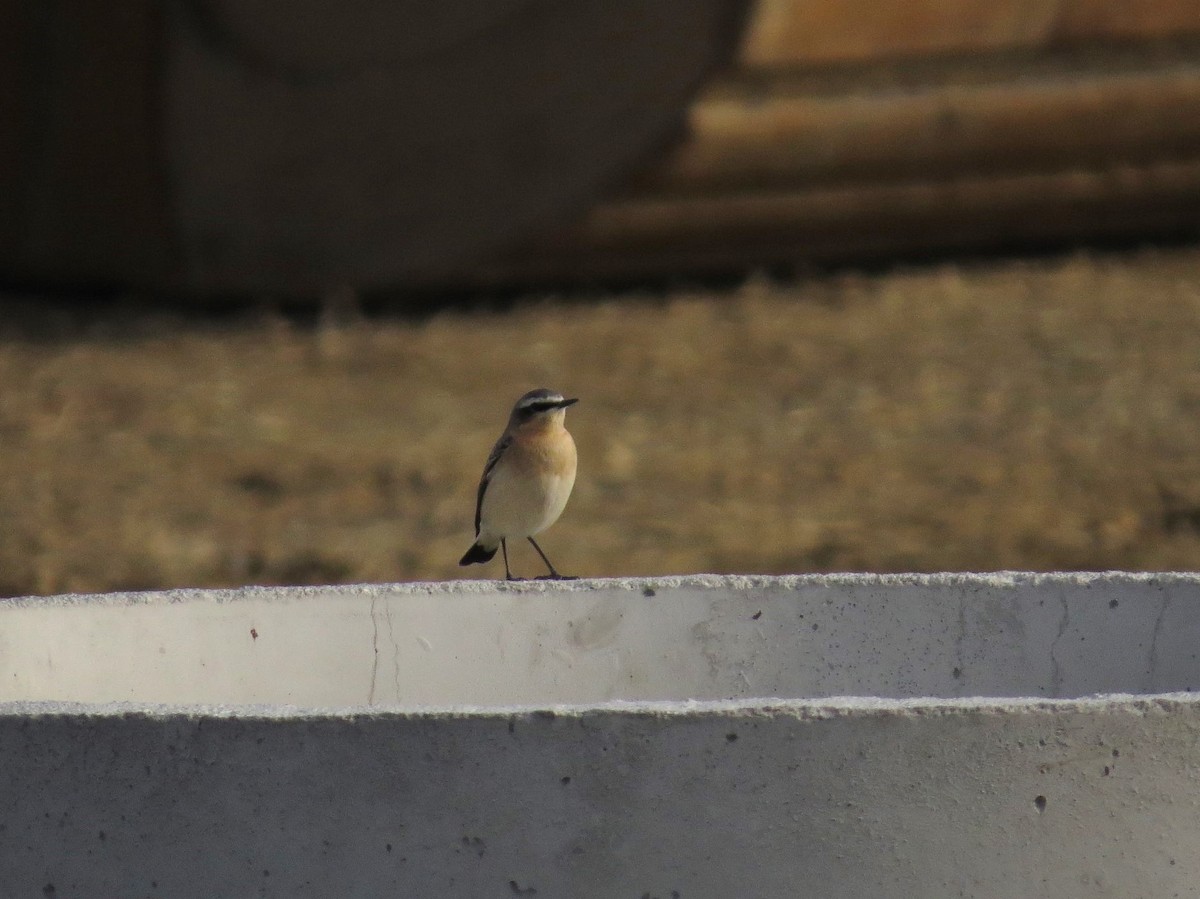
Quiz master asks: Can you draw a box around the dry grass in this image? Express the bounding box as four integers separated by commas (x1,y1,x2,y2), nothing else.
3,247,1200,595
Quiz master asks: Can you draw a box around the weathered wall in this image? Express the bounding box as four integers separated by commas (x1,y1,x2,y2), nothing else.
2,573,1196,706
2,573,1198,896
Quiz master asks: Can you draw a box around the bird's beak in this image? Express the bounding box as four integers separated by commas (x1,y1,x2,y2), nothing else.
559,397,579,408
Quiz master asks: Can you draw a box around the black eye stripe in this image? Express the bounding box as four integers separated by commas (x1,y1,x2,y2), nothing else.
520,401,562,414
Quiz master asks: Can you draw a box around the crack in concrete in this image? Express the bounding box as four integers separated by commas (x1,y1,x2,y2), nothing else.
1148,584,1172,693
1048,588,1070,698
368,593,380,705
384,596,402,699
954,592,967,696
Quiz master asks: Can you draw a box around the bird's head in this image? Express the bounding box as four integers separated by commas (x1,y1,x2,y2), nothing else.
508,388,578,430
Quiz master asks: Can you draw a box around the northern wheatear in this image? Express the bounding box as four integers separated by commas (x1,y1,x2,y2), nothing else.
459,388,578,580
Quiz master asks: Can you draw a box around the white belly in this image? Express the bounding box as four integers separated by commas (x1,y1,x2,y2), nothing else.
479,466,576,542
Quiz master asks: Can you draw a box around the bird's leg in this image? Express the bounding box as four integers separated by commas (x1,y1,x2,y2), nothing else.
528,537,576,580
502,539,521,581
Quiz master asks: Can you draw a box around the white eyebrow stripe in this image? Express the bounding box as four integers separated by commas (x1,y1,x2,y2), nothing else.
517,395,564,410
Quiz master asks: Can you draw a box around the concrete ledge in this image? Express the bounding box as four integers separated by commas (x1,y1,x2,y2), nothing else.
3,573,1199,896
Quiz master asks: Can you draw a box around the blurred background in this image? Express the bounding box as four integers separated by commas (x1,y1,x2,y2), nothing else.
3,0,1200,594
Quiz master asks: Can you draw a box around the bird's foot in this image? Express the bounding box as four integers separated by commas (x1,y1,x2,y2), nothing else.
535,574,578,581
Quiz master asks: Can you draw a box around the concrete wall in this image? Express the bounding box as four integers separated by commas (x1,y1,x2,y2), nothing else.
2,573,1199,896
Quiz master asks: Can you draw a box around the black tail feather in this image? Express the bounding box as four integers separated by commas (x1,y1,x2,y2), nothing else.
459,542,497,566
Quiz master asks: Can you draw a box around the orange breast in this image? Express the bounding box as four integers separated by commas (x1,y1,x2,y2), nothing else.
511,425,577,478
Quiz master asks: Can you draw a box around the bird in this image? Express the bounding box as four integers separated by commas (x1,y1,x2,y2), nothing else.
459,388,579,580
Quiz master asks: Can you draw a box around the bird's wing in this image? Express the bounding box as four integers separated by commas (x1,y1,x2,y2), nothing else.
474,433,511,536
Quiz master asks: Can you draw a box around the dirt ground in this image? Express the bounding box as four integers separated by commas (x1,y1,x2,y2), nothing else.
3,246,1200,596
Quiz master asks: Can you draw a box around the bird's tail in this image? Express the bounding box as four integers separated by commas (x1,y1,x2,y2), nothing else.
459,541,498,566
